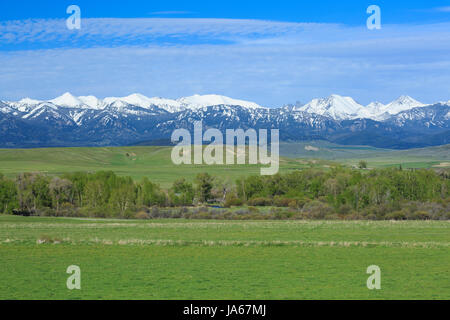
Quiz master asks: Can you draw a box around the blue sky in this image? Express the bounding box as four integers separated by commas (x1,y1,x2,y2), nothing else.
1,0,450,106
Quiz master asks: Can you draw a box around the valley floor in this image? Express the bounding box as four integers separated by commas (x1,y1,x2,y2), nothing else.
1,216,448,299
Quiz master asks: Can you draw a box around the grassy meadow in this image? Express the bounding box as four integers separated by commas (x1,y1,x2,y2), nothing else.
0,215,449,299
0,146,323,187
0,145,449,300
280,142,450,169
0,144,449,188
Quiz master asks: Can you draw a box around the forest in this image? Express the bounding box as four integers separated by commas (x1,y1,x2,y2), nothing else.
0,167,449,220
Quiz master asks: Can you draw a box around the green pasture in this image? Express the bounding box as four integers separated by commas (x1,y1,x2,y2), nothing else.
1,216,448,299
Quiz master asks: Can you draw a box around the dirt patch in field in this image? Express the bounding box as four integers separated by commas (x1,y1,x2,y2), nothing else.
433,162,450,168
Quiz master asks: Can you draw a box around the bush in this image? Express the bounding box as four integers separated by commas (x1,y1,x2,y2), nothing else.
224,194,244,208
247,206,260,213
135,211,149,219
301,200,334,219
149,206,160,218
386,210,407,220
408,210,431,220
288,200,298,210
273,196,291,207
36,207,54,217
248,197,272,206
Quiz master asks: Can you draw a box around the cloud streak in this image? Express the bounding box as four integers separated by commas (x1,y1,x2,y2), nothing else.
433,6,450,12
0,18,450,106
150,11,195,15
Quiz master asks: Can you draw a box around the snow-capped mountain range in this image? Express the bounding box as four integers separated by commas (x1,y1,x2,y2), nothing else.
0,93,448,149
9,92,264,114
293,94,427,120
5,92,434,121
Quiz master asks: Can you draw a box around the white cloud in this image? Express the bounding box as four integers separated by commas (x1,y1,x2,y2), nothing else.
1,18,450,106
434,6,450,12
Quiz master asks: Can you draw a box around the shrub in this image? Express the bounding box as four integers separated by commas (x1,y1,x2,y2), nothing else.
149,206,160,218
358,160,368,169
409,211,431,220
386,210,407,220
248,197,272,206
135,211,149,219
247,206,260,213
273,196,291,207
224,194,243,208
301,200,334,219
288,200,298,210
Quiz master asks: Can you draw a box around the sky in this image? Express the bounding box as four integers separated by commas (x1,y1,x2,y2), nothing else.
1,0,450,107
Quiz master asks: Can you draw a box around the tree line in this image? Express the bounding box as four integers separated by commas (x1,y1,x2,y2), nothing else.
0,166,449,220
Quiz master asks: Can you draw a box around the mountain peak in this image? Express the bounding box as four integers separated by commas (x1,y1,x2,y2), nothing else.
121,93,152,107
78,95,102,109
366,101,385,108
19,98,41,105
383,96,425,115
393,95,423,104
50,92,83,107
104,93,184,112
298,94,364,120
177,94,264,109
56,92,76,99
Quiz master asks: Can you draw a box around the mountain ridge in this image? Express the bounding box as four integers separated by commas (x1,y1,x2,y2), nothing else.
4,93,439,120
0,93,448,149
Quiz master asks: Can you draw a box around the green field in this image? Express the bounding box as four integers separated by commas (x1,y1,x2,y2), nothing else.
0,146,321,187
280,142,450,169
0,215,449,299
1,145,449,300
0,144,449,187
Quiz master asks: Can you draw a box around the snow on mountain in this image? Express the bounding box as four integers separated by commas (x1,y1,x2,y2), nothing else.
102,94,184,112
177,94,264,110
18,98,41,106
297,94,365,120
363,102,390,120
1,92,448,149
21,102,68,122
366,101,385,113
0,101,15,114
6,98,41,113
292,95,429,120
49,92,86,108
103,93,149,108
4,93,265,114
49,93,102,109
381,96,426,115
1,93,441,124
147,97,185,113
78,95,103,109
43,93,265,112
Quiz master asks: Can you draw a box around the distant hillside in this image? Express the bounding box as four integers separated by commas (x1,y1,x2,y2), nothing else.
0,146,316,187
0,145,448,187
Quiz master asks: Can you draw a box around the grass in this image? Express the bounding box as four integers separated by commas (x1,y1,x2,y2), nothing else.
1,144,449,187
1,215,448,299
0,146,323,187
0,145,448,299
280,142,450,169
